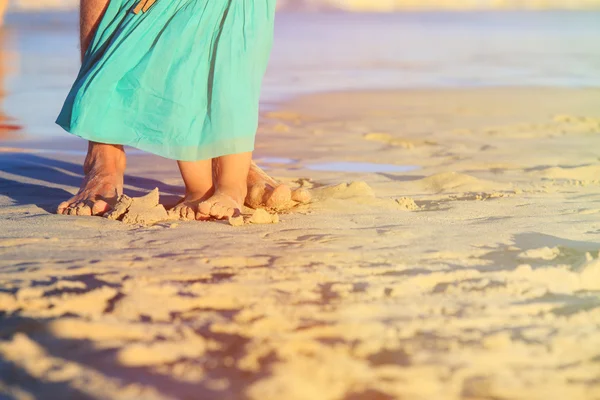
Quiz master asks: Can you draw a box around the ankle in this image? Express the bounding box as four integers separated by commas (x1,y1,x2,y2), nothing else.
216,182,247,204
84,142,126,175
185,186,214,199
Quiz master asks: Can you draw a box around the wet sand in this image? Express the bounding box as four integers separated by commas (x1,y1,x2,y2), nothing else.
1,11,600,400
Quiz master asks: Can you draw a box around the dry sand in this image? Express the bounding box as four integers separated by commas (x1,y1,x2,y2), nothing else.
1,87,600,399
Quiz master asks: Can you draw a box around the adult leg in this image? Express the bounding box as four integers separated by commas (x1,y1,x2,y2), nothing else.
0,0,8,26
57,0,125,216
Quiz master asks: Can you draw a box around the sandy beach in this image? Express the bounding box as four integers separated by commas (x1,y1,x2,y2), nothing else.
1,10,600,400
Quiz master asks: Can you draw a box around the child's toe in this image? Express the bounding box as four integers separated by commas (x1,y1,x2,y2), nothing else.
198,200,214,216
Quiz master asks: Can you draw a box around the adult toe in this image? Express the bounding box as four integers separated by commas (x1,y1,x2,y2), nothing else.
266,185,292,208
91,200,110,216
57,200,73,215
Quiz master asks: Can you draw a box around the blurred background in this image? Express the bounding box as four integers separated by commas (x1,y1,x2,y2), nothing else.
0,0,599,147
6,0,600,11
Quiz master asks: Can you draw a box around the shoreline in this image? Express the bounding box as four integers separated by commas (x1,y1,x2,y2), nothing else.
5,85,600,144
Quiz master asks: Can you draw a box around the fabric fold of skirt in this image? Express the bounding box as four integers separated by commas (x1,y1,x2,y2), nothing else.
56,0,276,161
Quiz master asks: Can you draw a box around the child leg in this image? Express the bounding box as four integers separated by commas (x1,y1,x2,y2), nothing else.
170,159,214,220
199,152,252,219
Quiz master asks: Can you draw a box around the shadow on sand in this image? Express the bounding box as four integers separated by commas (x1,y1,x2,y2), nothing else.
0,312,266,400
0,153,184,213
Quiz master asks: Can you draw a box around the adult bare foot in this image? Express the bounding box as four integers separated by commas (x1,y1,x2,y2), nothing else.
57,142,125,216
245,161,311,210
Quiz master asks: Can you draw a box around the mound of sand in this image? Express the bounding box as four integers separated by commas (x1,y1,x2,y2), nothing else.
310,181,419,212
105,188,170,225
534,165,600,182
229,208,280,226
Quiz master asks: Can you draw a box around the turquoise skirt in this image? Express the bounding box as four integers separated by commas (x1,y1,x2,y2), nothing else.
57,0,276,161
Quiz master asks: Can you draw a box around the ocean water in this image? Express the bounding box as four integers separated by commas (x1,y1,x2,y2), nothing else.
1,10,599,140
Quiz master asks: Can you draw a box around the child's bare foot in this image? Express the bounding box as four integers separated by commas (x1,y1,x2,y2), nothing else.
172,159,308,220
169,191,213,220
170,159,213,220
57,142,125,216
200,153,251,220
198,188,244,219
